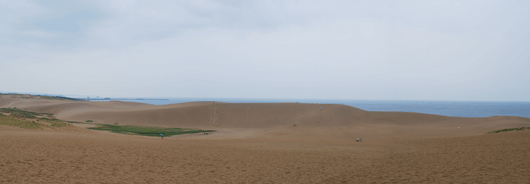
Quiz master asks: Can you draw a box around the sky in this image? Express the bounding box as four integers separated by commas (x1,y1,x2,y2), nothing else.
1,0,529,101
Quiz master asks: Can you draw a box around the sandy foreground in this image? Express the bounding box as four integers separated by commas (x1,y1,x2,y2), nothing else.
1,95,529,183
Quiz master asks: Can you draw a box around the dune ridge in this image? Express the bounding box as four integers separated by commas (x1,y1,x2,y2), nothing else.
3,96,527,139
2,95,530,140
1,95,530,183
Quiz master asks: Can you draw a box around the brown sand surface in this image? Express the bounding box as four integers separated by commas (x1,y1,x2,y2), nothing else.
1,95,530,183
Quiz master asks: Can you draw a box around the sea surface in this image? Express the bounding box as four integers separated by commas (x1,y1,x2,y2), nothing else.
93,98,530,118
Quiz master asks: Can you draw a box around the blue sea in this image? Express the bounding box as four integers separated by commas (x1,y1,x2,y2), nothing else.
94,98,530,118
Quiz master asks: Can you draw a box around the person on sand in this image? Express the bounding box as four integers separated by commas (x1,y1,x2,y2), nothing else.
160,133,164,139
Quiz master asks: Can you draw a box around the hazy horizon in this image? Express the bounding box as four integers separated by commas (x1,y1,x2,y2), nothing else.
1,1,529,101
3,90,530,103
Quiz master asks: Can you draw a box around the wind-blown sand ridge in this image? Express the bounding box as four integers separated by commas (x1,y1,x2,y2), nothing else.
1,94,529,183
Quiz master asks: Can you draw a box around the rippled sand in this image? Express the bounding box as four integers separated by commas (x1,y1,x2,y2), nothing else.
1,95,529,183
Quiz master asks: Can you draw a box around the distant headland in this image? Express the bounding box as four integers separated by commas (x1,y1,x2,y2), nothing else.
86,97,169,101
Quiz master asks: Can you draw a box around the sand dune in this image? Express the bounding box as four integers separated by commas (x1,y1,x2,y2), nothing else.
21,98,528,141
1,95,529,183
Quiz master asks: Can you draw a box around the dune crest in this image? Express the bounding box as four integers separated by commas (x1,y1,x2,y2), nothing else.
2,95,529,141
2,95,530,183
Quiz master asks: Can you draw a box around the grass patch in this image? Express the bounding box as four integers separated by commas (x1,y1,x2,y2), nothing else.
39,118,70,127
0,113,41,129
0,108,69,128
0,108,43,118
88,124,215,137
86,120,93,122
487,127,530,134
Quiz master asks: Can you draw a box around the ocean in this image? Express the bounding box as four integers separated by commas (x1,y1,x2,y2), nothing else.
94,98,530,118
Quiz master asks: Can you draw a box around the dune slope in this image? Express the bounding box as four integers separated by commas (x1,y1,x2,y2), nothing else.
1,95,530,183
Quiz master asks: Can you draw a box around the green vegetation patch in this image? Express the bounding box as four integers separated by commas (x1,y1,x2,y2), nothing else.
0,114,41,129
487,127,530,134
35,95,86,101
88,124,215,137
0,108,69,128
0,108,44,118
39,118,70,128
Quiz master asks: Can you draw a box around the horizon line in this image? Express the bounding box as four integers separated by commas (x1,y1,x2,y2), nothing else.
2,92,529,103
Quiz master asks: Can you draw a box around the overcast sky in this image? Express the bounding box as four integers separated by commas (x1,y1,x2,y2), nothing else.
1,0,529,101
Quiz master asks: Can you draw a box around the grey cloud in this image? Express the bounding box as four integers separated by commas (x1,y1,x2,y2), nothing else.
0,0,529,101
